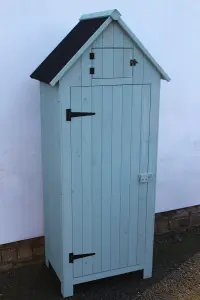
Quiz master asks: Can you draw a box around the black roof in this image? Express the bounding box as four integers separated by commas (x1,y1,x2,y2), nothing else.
30,17,108,84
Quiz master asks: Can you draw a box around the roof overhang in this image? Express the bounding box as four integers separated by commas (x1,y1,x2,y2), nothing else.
48,9,170,86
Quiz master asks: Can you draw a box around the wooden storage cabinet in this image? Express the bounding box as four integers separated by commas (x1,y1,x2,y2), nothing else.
31,9,170,298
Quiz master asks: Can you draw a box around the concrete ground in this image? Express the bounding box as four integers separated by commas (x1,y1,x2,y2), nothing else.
0,227,200,300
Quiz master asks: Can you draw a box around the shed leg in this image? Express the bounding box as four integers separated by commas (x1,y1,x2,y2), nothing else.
143,265,152,279
61,280,73,298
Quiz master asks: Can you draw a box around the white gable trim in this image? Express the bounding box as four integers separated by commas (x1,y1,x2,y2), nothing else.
118,19,171,82
50,13,170,86
50,17,112,86
80,9,121,21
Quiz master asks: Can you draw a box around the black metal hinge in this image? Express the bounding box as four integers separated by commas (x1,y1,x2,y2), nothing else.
90,67,95,74
69,252,95,263
66,109,95,121
89,52,95,59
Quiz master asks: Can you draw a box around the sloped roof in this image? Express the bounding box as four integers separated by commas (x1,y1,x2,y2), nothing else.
31,9,170,85
30,17,108,84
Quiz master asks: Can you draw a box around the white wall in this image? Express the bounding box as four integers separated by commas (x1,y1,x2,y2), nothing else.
0,0,200,244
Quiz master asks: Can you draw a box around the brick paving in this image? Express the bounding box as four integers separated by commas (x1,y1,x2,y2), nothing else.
0,227,200,299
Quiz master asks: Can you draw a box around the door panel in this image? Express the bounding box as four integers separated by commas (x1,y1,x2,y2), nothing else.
92,48,133,79
70,84,151,278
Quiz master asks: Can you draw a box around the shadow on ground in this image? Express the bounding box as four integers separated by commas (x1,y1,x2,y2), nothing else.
0,227,200,300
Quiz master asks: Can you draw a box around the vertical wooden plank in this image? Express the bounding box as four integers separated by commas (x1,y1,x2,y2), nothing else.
71,87,83,278
137,85,151,266
110,86,123,270
102,23,114,47
92,32,103,48
101,86,112,272
113,22,123,47
103,23,114,78
123,32,133,48
103,49,114,78
93,49,103,79
114,49,123,78
92,34,103,79
123,49,133,78
133,46,144,84
81,48,92,86
119,85,132,268
91,86,103,274
128,85,142,266
60,58,82,297
144,61,161,278
82,87,93,276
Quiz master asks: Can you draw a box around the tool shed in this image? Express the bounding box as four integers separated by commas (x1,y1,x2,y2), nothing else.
31,9,170,298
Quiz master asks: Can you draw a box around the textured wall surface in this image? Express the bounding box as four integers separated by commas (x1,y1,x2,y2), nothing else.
0,0,200,244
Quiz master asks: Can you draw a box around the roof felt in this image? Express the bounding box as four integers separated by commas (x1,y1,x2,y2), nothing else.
30,17,108,84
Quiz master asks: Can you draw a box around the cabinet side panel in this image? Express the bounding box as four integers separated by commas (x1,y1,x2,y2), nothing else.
40,82,62,279
143,60,161,277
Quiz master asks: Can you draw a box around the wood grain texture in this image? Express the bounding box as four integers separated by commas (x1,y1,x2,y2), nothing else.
40,83,62,279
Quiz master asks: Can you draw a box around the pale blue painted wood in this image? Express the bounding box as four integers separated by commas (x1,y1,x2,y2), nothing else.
133,46,144,84
143,60,161,278
40,83,62,280
110,85,123,270
137,84,151,265
128,85,142,266
101,86,112,272
93,49,103,79
103,49,114,78
103,23,114,47
74,264,142,285
82,87,93,276
113,22,124,47
39,18,167,297
92,78,133,86
123,48,133,78
123,32,133,48
71,87,83,278
59,59,82,298
81,48,92,86
91,86,103,274
114,49,123,77
92,31,103,47
119,85,132,268
92,31,103,79
102,23,114,79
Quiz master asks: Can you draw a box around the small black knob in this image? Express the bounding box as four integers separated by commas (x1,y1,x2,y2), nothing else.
130,59,138,66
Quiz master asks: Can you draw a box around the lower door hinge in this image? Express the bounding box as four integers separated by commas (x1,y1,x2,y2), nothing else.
69,252,95,264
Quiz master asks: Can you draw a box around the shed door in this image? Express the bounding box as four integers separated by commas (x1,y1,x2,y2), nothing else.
69,84,151,278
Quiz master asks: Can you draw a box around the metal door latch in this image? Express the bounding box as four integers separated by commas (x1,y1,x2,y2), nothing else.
139,173,153,183
130,59,138,66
